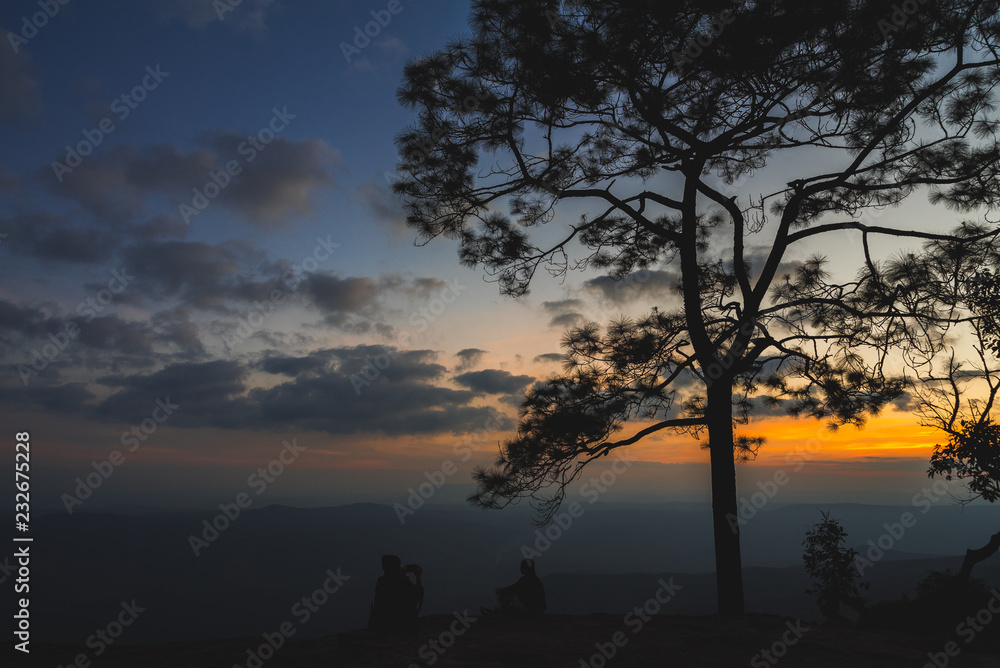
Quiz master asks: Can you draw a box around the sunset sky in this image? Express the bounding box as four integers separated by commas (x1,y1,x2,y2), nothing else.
0,0,981,514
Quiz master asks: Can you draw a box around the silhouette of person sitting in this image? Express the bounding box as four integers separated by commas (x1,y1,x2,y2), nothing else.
368,554,423,635
482,558,546,616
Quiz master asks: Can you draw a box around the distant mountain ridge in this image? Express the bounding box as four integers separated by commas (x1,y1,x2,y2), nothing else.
5,502,998,644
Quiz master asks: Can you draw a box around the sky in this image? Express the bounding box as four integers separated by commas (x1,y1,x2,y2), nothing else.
0,0,983,515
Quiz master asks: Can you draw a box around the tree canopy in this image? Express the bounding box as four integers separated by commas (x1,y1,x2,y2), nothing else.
394,0,1000,613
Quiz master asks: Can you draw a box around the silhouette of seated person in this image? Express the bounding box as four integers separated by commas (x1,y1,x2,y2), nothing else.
482,558,546,617
367,554,423,635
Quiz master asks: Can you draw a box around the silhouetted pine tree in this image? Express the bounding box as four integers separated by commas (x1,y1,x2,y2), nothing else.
394,0,1000,614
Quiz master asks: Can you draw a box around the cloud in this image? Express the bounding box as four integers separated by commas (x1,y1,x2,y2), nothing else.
4,335,517,436
74,315,155,356
533,353,563,364
0,383,93,413
453,369,534,395
542,299,585,328
90,350,509,436
455,348,486,371
542,299,583,313
0,30,42,123
584,269,681,303
358,180,409,236
549,312,585,328
0,297,204,373
42,136,338,227
121,239,272,311
0,300,61,339
304,275,382,315
11,217,105,263
155,0,280,32
259,346,446,384
258,351,330,377
0,211,186,264
204,131,338,225
248,370,506,435
95,359,248,425
303,273,451,333
376,37,409,58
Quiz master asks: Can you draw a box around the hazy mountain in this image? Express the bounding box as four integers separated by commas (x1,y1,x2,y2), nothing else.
5,502,998,644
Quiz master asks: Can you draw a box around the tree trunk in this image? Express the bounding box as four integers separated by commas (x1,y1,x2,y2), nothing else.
707,381,745,614
957,528,1000,583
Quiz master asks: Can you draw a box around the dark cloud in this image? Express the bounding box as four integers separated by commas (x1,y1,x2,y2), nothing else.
1,213,108,263
549,312,585,328
95,360,248,425
453,369,534,395
584,269,682,303
455,347,486,371
304,275,382,314
0,383,93,413
121,239,273,311
304,274,450,333
248,372,493,436
258,352,329,377
0,211,187,264
5,337,516,436
42,136,337,227
542,298,585,328
542,299,583,313
0,300,60,338
75,315,155,356
92,350,508,436
203,132,338,225
499,393,526,408
259,346,446,385
0,30,42,122
246,344,512,435
890,391,918,413
533,353,563,364
150,308,207,360
0,298,204,376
